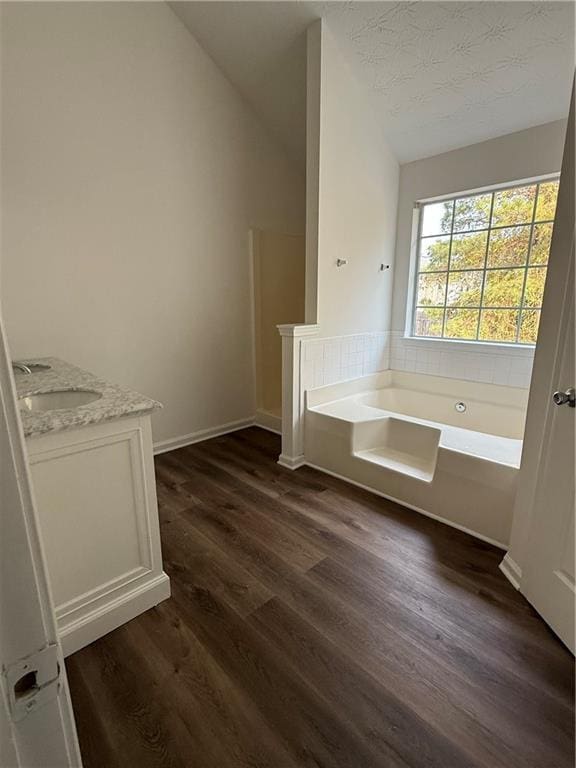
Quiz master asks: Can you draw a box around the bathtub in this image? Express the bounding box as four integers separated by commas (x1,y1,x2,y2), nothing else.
304,371,529,547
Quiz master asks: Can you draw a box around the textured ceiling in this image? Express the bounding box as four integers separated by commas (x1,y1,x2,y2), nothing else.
320,1,574,161
170,1,574,165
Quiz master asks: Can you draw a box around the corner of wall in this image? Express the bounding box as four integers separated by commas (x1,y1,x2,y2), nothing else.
312,18,399,340
305,20,322,326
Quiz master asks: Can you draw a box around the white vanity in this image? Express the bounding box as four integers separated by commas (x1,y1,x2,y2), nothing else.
16,358,170,656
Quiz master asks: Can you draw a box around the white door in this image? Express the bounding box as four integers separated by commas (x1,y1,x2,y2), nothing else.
0,309,81,766
519,81,575,653
522,253,575,653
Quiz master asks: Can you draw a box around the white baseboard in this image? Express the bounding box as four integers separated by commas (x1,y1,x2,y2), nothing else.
305,461,508,550
278,453,306,470
254,409,282,435
153,417,255,455
499,553,522,589
60,572,170,657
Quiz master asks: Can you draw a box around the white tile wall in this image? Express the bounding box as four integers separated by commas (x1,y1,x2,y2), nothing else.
301,332,390,390
300,331,535,391
389,331,535,389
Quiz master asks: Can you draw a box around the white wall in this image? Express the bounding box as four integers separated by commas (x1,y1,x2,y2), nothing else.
390,120,567,387
0,2,305,445
315,22,399,338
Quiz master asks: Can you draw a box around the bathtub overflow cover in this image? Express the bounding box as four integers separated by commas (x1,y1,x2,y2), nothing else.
455,401,467,413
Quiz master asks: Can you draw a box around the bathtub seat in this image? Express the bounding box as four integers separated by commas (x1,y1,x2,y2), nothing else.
303,372,525,546
307,399,522,488
352,416,441,482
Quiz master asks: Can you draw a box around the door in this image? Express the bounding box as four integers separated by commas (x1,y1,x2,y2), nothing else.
520,82,575,652
522,254,574,652
0,308,81,766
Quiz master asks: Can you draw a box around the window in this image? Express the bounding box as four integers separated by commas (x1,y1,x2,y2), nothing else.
412,178,559,345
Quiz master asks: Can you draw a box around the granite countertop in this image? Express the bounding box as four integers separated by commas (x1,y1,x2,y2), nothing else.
15,357,162,439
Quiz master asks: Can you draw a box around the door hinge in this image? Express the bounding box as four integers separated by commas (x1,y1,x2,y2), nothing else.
3,643,61,722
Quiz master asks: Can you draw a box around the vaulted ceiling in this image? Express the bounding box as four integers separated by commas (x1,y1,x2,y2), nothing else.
170,2,315,171
170,1,574,167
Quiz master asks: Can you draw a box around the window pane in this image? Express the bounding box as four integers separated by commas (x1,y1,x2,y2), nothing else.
421,200,453,236
491,185,536,227
419,235,450,271
530,222,553,264
486,226,530,268
479,310,519,342
535,181,559,222
450,231,487,269
519,310,540,344
447,270,483,306
453,193,491,232
482,268,524,307
414,308,444,337
413,179,558,346
417,272,446,306
445,309,479,340
524,267,546,308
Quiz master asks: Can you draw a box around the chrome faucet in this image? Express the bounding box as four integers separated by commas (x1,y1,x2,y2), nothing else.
12,361,32,375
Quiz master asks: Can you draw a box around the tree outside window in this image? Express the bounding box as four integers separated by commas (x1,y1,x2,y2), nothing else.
413,179,559,344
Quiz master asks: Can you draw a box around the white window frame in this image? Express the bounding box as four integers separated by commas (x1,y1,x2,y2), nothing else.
404,173,560,349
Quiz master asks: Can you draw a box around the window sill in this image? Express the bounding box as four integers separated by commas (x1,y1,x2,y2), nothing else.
401,336,535,355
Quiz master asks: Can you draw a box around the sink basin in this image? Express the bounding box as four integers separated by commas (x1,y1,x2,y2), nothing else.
19,389,102,413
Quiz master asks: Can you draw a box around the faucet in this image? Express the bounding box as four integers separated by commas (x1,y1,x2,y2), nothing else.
12,361,32,375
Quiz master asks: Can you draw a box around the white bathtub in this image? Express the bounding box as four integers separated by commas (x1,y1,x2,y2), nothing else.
304,371,528,547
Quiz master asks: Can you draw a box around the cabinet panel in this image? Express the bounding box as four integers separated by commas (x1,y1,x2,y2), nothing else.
27,416,169,654
31,431,146,606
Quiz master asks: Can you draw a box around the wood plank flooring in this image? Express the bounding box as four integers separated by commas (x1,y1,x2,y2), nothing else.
66,427,575,768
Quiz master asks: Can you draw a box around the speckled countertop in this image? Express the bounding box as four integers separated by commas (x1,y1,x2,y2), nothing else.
15,357,162,439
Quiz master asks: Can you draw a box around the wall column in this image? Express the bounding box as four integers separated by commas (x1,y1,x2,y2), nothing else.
277,323,319,469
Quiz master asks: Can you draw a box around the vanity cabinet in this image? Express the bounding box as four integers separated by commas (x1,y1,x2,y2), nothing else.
27,413,170,656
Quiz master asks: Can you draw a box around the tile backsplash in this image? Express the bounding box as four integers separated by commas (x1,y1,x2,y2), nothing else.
300,330,535,390
389,332,534,389
301,332,390,390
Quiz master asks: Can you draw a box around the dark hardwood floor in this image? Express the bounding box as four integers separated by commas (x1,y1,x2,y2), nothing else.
66,427,575,768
